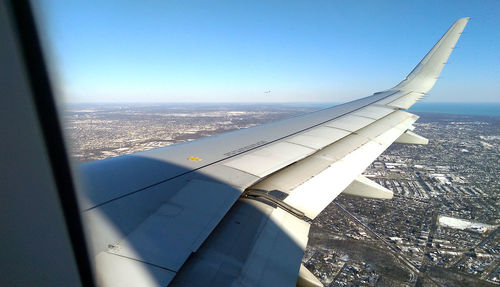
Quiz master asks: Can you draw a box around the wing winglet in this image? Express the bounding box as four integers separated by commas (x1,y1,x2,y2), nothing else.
393,17,469,93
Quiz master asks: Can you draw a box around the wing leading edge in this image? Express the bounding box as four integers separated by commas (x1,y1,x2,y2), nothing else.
79,18,469,286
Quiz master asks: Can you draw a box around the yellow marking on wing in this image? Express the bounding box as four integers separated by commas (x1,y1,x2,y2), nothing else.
188,156,202,161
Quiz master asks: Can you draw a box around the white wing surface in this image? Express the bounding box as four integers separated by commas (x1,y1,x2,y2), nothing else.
78,18,469,286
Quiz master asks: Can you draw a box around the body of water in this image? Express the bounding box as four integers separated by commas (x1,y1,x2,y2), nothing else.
408,102,499,116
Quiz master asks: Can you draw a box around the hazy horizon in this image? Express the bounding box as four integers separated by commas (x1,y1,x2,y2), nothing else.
64,101,500,117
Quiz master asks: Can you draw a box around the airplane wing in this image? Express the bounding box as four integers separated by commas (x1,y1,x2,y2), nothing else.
73,18,469,286
0,1,470,286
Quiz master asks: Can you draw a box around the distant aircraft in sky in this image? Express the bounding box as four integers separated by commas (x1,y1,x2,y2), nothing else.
264,90,271,94
0,1,468,286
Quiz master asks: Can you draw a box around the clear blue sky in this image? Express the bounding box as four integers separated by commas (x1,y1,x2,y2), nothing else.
35,0,500,103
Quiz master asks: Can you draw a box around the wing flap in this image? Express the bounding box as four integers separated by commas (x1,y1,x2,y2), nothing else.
99,180,241,272
222,142,315,177
285,126,350,149
169,199,309,287
354,111,417,140
324,114,375,131
284,140,386,218
237,207,310,287
352,105,395,119
250,155,332,193
96,252,176,287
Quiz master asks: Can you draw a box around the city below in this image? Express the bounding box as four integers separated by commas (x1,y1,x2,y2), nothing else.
63,103,499,286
